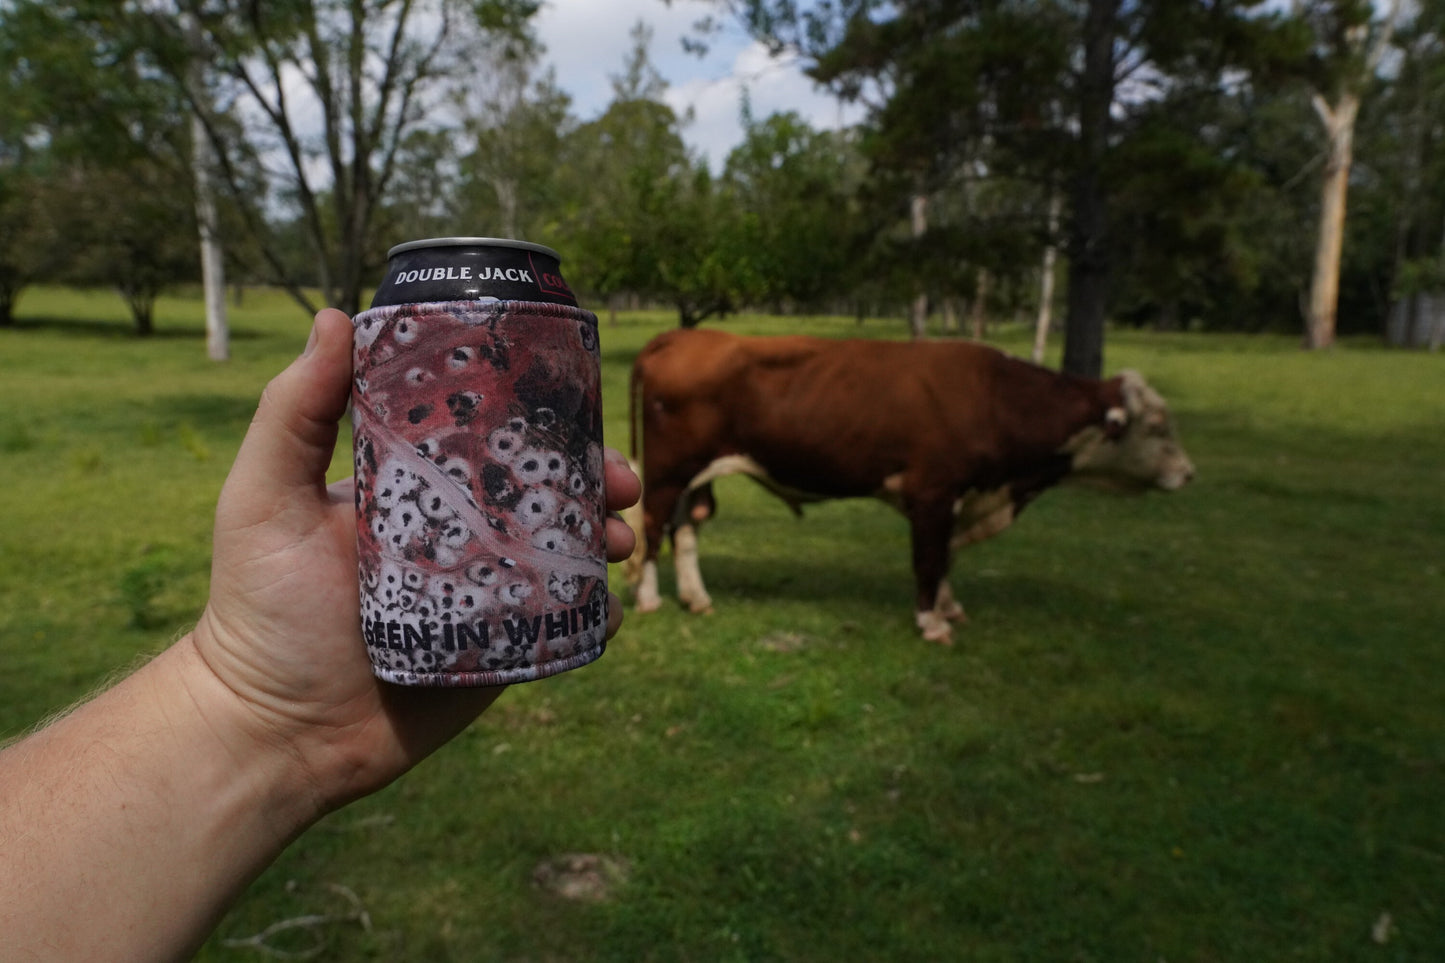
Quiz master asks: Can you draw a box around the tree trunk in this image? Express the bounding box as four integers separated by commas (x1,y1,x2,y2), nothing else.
192,112,230,362
184,15,229,360
130,297,155,336
1032,191,1062,364
940,298,958,333
970,268,990,339
1305,91,1359,350
1437,214,1445,352
909,192,928,340
1062,0,1118,379
495,178,519,239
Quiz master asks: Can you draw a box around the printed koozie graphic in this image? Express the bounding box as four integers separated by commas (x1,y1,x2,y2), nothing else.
351,300,606,686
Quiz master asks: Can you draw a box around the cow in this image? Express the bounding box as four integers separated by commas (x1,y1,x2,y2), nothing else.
626,329,1194,643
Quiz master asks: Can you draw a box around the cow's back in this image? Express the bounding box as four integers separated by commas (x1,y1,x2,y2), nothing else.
633,328,826,402
632,330,1011,498
631,330,825,482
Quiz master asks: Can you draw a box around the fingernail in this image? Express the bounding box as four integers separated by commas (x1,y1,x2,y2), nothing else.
302,319,320,357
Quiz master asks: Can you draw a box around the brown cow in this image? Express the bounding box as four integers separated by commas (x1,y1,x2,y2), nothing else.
627,329,1194,643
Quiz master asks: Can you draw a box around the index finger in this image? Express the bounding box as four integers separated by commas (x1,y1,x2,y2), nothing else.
603,447,641,512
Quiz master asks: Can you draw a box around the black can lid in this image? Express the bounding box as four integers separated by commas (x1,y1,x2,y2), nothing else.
372,236,577,308
386,236,562,260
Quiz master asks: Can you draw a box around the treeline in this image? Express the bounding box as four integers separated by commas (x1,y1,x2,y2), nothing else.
1,1,1442,359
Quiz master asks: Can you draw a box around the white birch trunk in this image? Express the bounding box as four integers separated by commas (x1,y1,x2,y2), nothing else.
1301,0,1401,351
970,268,989,340
193,114,229,363
186,23,228,362
909,193,928,340
1032,192,1062,364
1305,92,1358,350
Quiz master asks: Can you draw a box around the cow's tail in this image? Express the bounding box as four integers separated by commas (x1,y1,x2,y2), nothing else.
628,352,643,466
620,353,648,587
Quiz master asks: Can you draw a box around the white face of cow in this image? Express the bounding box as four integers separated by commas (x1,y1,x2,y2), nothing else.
1067,371,1195,492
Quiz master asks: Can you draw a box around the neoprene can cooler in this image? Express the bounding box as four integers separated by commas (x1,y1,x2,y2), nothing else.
350,237,607,686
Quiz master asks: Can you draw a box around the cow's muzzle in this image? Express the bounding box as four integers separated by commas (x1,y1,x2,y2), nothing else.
1157,459,1196,491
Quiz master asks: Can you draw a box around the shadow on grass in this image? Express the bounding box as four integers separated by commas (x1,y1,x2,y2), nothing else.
137,393,261,433
658,547,1107,623
6,316,261,341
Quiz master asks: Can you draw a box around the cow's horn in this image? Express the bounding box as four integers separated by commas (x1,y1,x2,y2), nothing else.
1118,369,1162,415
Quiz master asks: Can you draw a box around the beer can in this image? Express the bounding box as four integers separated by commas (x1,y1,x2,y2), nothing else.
370,237,579,308
350,237,607,686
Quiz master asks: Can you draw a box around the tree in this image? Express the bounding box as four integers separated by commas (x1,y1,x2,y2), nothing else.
0,0,195,326
557,96,689,313
650,164,746,326
695,0,1297,375
0,161,66,327
1293,0,1403,349
721,109,865,312
63,162,199,334
455,57,573,242
0,73,52,327
376,129,466,246
553,21,745,326
1361,0,1445,347
168,0,543,315
184,13,229,360
1107,94,1274,331
1032,191,1062,362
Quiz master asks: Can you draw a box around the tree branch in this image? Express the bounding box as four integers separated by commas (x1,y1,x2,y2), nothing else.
1365,0,1403,73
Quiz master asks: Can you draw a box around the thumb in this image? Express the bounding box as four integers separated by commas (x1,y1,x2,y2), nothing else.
225,309,354,507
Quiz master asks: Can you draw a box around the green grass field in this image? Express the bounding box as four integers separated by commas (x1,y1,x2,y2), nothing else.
2,287,1442,961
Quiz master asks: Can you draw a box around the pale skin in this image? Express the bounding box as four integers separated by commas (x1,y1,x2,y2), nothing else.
0,309,641,963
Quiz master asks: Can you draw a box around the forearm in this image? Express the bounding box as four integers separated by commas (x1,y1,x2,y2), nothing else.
0,635,322,963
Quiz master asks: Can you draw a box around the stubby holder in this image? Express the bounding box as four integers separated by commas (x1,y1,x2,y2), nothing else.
350,237,607,686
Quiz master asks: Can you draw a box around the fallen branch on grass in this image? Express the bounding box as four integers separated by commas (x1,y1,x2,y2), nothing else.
221,883,371,959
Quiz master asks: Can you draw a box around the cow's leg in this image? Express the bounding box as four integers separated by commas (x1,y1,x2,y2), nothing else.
618,491,646,589
908,497,957,645
673,523,713,613
634,481,684,614
674,484,716,613
635,559,662,613
934,581,967,623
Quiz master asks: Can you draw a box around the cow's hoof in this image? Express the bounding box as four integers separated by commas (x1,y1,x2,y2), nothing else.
678,586,713,613
634,596,662,614
939,603,967,623
915,612,955,646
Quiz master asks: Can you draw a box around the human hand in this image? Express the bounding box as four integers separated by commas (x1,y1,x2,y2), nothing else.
189,308,640,815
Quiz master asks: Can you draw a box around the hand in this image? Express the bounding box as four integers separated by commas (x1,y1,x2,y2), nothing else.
190,308,641,814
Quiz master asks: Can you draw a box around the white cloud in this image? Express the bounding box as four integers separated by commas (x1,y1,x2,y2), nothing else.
533,0,706,117
534,0,863,170
666,42,864,170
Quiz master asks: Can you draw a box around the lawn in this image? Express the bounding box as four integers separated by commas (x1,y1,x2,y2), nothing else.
2,287,1442,961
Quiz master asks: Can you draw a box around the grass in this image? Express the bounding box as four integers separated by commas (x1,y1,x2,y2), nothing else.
2,288,1442,961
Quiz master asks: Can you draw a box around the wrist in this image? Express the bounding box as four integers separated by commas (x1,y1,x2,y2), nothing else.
158,633,328,843
0,635,328,963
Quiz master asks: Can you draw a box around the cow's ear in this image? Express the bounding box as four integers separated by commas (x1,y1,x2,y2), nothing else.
1104,406,1129,438
1119,369,1165,417
1118,370,1147,414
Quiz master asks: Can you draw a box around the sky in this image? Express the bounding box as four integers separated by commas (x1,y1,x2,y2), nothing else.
532,0,864,170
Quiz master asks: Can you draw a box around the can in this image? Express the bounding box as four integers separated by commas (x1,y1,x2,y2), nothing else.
350,237,607,686
371,237,578,308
